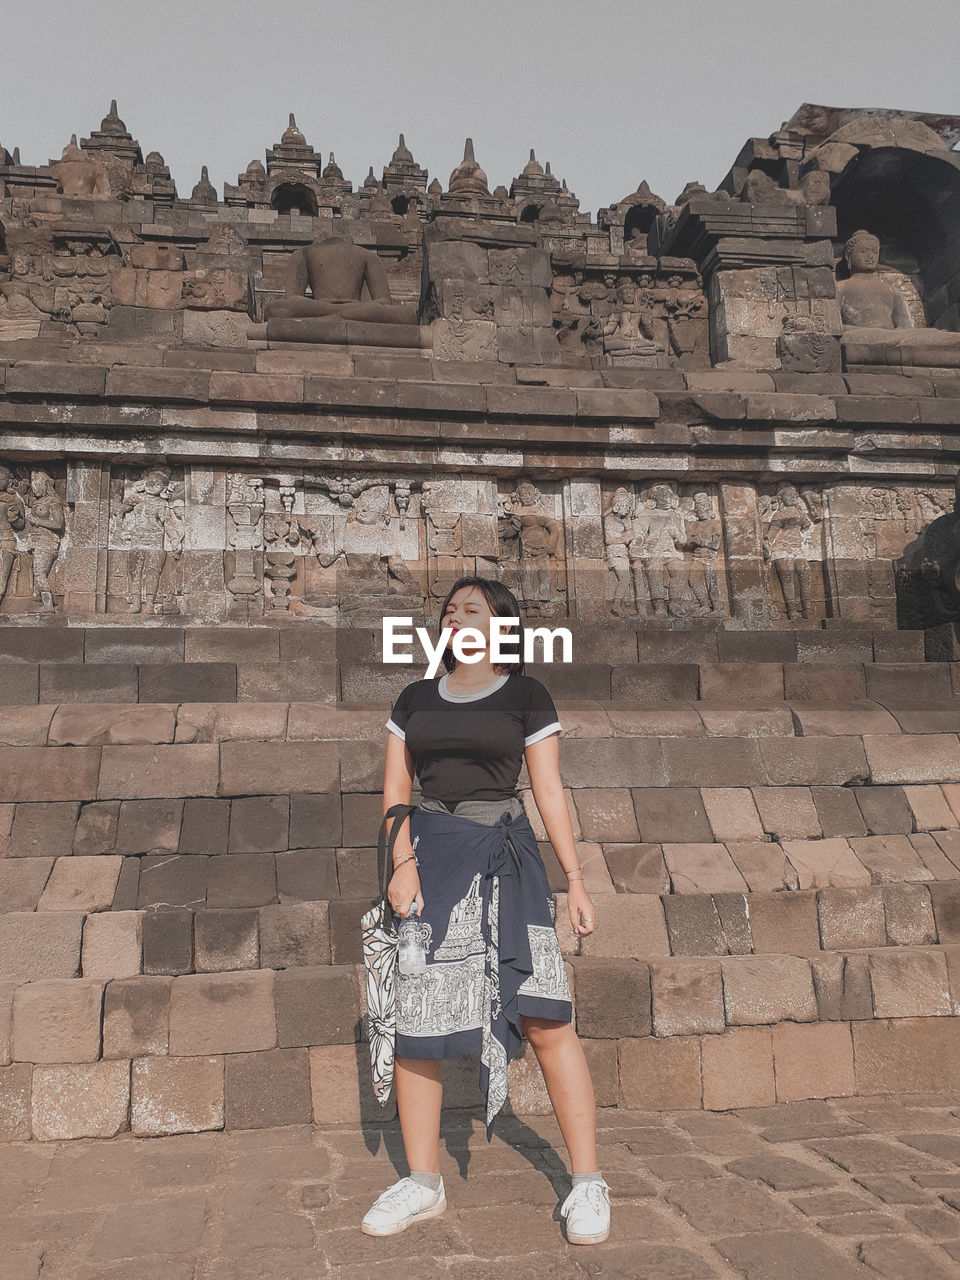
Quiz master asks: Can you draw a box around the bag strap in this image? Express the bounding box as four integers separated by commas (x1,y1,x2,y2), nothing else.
374,802,419,915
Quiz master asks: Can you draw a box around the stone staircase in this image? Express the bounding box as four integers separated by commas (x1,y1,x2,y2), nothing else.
3,621,960,1142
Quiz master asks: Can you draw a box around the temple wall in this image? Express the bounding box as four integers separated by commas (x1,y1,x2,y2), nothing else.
3,101,960,634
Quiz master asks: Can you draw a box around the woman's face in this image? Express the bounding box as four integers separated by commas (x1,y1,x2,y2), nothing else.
441,586,495,660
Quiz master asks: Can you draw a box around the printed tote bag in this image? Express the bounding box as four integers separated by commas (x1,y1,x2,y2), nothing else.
360,802,418,1106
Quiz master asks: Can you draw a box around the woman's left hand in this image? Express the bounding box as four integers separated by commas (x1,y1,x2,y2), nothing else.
567,881,596,938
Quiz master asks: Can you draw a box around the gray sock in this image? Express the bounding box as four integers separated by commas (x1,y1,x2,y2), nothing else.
410,1168,441,1191
571,1170,603,1186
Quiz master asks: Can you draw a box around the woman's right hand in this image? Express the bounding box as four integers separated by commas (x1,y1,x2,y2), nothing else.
388,860,423,918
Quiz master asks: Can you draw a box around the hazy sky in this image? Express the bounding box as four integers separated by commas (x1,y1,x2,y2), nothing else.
3,0,959,216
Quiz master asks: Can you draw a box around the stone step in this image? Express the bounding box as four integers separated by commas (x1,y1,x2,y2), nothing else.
5,817,960,907
6,946,960,1141
0,657,956,704
4,876,960,983
2,703,959,803
0,622,927,668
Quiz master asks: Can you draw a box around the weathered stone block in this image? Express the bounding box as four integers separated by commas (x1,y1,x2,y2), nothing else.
702,1026,775,1109
818,886,886,950
879,884,936,946
12,978,104,1062
865,735,960,786
131,1054,223,1135
194,909,259,971
578,894,670,959
700,789,765,842
81,910,142,979
847,834,933,883
662,739,763,788
224,1047,312,1129
259,902,330,968
753,788,821,840
748,891,821,956
853,1018,960,1094
721,954,817,1026
632,788,713,843
869,948,951,1017
782,838,870,889
760,738,869,786
275,964,361,1047
0,912,84,980
38,855,122,912
650,958,725,1036
168,970,276,1055
772,1021,855,1102
219,741,338,795
662,844,750,894
570,958,650,1037
619,1035,702,1110
102,975,172,1058
0,1062,32,1139
32,1060,130,1140
572,789,641,842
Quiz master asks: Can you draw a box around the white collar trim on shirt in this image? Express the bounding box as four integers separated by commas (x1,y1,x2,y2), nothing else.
437,670,510,702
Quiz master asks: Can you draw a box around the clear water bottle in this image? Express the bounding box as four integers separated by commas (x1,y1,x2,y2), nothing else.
398,901,428,975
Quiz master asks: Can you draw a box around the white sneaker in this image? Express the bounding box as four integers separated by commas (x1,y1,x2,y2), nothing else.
559,1176,611,1244
360,1175,447,1236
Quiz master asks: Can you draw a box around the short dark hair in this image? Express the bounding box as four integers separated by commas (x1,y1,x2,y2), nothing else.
436,576,526,675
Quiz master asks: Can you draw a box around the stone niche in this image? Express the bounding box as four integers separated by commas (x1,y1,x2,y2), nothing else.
0,456,947,629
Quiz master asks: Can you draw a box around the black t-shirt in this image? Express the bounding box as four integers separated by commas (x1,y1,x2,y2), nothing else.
386,670,562,804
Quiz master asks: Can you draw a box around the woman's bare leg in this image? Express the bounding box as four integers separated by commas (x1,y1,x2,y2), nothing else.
394,1056,443,1173
522,1016,598,1173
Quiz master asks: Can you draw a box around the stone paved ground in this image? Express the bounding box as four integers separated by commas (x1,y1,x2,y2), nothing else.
6,1094,960,1278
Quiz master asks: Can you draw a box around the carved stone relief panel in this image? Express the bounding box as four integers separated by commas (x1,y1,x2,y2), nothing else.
497,478,567,618
826,481,952,623
3,458,952,630
600,481,728,621
550,262,707,368
758,483,827,623
0,461,70,614
106,464,186,615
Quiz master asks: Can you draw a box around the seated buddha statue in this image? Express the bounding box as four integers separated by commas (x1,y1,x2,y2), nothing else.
264,234,417,326
838,230,960,368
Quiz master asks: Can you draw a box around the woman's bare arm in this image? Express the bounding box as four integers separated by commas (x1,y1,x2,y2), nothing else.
524,734,580,875
526,732,596,937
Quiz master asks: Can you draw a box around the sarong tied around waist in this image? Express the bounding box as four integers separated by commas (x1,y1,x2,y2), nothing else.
392,797,572,1142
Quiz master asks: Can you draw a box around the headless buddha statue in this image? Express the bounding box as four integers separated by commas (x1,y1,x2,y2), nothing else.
264,235,417,326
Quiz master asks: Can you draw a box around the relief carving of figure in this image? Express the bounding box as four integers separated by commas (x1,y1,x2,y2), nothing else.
584,278,661,361
119,466,184,614
686,490,723,615
421,479,465,600
630,483,691,618
26,470,65,613
602,486,638,616
601,280,657,355
0,465,26,609
762,483,815,620
499,480,564,617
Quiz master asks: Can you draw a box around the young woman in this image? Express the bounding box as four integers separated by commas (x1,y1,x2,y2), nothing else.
361,576,611,1244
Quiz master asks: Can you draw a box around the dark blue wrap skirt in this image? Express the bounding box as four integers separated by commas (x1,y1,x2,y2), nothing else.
391,795,573,1142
